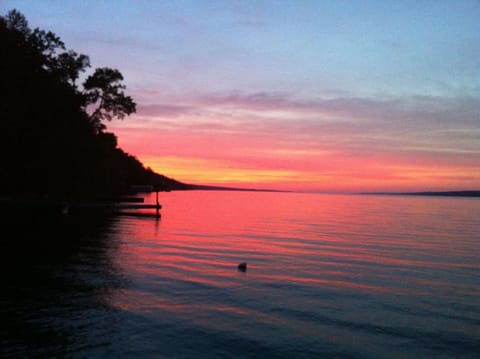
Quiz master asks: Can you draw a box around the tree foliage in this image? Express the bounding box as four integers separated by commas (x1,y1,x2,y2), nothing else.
54,50,91,86
3,8,30,35
0,9,185,199
84,67,136,131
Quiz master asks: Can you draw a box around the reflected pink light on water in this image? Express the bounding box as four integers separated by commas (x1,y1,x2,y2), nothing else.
108,191,480,322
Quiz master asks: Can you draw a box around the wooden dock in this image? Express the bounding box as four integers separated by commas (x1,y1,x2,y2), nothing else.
0,196,162,218
64,201,162,217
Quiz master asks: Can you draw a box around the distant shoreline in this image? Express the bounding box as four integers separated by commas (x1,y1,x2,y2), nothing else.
184,187,480,197
185,184,290,193
360,190,480,198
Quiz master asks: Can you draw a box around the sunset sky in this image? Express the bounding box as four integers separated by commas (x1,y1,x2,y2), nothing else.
3,0,480,192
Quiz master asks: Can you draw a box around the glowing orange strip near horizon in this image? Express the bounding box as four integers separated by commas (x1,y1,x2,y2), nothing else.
141,155,314,186
140,155,479,192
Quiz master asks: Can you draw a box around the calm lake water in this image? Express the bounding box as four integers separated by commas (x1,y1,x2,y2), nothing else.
1,191,479,358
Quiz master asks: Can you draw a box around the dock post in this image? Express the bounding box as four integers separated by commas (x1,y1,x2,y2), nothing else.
155,188,160,218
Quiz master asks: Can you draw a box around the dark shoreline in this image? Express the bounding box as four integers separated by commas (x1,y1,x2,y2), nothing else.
184,184,290,192
361,190,480,198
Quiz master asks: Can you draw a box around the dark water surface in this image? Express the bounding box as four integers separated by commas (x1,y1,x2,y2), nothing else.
1,191,479,358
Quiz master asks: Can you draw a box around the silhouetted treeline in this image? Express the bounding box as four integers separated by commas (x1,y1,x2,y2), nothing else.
0,10,189,199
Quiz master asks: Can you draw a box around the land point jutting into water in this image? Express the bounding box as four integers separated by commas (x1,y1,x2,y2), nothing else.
0,9,191,205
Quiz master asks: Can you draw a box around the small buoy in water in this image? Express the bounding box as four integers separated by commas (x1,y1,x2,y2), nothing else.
238,262,247,271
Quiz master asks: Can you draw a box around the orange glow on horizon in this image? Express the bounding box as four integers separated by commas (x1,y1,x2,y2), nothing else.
138,154,480,192
141,155,312,188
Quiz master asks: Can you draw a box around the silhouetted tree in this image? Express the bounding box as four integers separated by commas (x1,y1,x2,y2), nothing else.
2,8,30,35
83,68,136,132
53,50,91,87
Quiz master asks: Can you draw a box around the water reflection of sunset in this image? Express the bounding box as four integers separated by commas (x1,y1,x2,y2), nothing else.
110,191,480,324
